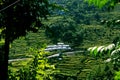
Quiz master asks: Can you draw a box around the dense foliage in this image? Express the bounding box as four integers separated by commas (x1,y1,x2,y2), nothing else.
9,29,49,59
9,48,57,80
85,0,120,9
43,0,120,49
0,0,51,79
45,17,83,47
1,0,120,79
0,0,49,41
88,42,120,79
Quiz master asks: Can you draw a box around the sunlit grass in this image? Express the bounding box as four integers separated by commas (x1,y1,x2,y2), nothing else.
49,52,107,79
8,58,32,72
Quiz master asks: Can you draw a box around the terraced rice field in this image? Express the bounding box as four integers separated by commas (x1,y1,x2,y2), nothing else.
49,52,107,80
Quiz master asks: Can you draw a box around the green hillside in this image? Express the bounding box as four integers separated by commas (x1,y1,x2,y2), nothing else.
4,0,120,79
48,51,114,80
7,1,120,59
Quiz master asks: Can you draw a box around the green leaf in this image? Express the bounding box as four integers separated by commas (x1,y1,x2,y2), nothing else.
111,48,120,56
114,71,120,80
93,47,98,56
106,44,115,50
97,46,105,57
97,46,104,52
85,0,117,8
90,46,98,56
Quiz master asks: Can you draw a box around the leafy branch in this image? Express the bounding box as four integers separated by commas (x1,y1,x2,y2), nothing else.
88,43,116,57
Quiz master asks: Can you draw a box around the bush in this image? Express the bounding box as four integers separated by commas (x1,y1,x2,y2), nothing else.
8,48,57,80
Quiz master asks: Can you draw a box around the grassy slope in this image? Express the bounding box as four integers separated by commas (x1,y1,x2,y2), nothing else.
80,25,120,48
8,4,120,79
8,58,32,73
9,29,50,59
43,18,120,46
8,4,120,58
49,52,114,80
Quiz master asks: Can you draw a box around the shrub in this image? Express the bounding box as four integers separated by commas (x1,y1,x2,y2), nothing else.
8,48,57,80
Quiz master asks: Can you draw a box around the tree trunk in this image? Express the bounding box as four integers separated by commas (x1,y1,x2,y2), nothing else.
4,36,9,80
0,28,10,80
0,46,5,79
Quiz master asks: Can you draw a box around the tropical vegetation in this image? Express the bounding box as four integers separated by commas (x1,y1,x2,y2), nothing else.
0,0,120,79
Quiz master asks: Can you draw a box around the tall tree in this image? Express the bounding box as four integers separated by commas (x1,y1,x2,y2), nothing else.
0,0,50,79
45,17,83,47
